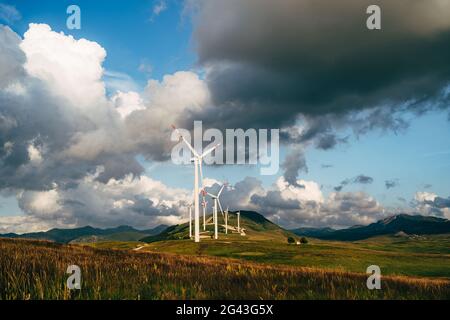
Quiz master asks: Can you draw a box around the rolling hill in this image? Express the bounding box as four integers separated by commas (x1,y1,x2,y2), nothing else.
140,210,298,243
0,224,167,244
291,214,450,241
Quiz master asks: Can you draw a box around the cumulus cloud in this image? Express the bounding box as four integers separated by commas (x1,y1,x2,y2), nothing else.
414,191,450,219
0,24,211,232
2,168,191,233
1,20,447,233
204,175,385,229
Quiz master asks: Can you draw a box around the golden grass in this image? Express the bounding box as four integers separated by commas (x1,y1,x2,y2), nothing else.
0,238,449,300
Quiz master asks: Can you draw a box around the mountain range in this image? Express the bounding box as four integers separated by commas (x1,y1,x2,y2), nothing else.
0,224,167,244
1,213,449,244
291,214,450,241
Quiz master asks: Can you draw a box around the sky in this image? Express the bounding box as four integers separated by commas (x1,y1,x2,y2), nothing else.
0,0,449,233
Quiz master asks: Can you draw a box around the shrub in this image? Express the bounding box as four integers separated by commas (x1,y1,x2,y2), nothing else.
287,237,295,244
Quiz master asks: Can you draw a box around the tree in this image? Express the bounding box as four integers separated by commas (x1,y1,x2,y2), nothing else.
300,237,308,244
287,237,295,244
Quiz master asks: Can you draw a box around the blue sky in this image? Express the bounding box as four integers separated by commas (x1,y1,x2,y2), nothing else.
7,0,195,84
0,0,449,230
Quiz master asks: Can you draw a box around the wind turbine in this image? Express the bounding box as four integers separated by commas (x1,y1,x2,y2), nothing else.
172,125,219,242
237,211,241,234
201,189,207,231
225,207,229,234
207,184,226,239
188,204,192,238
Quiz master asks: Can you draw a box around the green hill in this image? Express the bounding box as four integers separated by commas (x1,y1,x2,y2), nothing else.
140,210,298,243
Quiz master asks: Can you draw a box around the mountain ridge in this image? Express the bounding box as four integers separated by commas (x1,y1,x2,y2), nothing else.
2,213,449,244
291,214,450,241
0,224,168,244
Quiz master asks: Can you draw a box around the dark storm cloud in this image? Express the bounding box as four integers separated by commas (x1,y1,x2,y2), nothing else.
191,0,450,132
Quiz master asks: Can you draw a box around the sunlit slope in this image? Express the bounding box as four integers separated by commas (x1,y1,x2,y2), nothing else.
140,211,298,243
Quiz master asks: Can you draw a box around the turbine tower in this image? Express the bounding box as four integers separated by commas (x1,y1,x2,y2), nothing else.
237,210,241,233
188,204,192,238
207,184,225,239
201,189,207,231
172,125,219,242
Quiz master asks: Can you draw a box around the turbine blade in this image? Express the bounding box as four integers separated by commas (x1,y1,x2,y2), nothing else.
217,185,225,197
217,200,225,218
171,124,199,157
201,143,220,157
206,192,215,198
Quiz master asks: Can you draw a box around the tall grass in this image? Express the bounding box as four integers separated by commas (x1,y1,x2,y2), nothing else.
0,238,449,300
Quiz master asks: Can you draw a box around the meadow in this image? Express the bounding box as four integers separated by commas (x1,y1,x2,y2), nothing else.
120,234,450,279
1,238,449,300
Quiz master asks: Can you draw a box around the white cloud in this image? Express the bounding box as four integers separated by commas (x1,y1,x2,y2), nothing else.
415,191,437,203
19,189,61,217
111,91,145,118
27,143,43,164
276,177,323,203
20,23,107,109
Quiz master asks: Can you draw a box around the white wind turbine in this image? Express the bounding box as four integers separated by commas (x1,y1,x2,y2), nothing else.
187,204,193,238
206,184,226,239
225,206,229,234
172,125,219,242
237,210,241,233
201,189,207,231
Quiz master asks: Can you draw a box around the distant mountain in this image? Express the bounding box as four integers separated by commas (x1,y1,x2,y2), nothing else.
290,227,336,238
141,210,298,243
0,224,168,244
291,214,450,241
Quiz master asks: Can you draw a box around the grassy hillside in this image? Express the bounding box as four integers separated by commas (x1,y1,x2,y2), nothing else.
141,210,297,243
1,238,449,300
137,234,450,279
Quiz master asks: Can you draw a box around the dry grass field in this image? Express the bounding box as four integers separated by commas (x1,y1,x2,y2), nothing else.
1,238,449,300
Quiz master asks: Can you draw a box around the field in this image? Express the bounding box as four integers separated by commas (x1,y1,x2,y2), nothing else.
132,234,450,278
1,237,450,300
